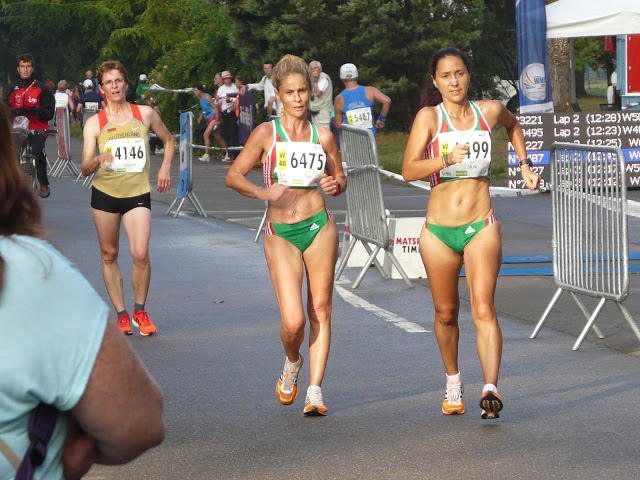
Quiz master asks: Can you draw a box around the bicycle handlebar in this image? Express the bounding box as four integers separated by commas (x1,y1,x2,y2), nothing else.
29,129,57,135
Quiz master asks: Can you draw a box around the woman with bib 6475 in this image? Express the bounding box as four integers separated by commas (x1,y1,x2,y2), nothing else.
226,55,346,416
402,47,539,419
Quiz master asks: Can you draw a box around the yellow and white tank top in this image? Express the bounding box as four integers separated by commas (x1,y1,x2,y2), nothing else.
93,103,151,198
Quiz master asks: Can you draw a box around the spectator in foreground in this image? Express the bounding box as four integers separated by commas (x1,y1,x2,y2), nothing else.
0,101,164,480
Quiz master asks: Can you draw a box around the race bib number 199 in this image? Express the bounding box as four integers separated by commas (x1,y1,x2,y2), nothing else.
276,142,326,187
439,130,491,178
104,137,147,173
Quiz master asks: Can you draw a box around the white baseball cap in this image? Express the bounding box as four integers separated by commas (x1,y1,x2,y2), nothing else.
340,63,358,80
83,79,93,89
139,74,148,81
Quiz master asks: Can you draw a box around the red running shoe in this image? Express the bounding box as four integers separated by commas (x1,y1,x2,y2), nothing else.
132,310,157,336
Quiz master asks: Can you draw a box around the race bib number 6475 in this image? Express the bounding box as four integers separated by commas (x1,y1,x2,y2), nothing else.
276,142,326,187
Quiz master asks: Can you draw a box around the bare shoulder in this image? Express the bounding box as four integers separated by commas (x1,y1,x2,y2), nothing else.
82,114,100,139
475,99,504,119
317,125,337,148
247,120,274,148
136,104,157,124
415,105,438,124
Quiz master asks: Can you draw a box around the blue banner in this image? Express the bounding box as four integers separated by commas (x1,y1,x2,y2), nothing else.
516,0,554,113
177,112,193,199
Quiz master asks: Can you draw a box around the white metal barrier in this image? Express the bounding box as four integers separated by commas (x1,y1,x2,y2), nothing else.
530,142,640,350
335,125,414,289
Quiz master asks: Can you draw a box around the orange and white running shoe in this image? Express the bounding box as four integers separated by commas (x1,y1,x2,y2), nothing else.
117,313,132,335
303,386,327,416
276,355,303,405
479,390,503,419
442,379,465,415
132,310,157,336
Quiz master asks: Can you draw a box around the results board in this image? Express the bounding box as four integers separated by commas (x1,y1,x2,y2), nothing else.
507,111,640,189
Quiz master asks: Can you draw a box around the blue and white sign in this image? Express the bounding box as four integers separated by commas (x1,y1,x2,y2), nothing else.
516,0,554,113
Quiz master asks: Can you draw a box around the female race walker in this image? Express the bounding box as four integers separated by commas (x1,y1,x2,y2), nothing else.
402,47,539,419
226,55,346,416
81,60,174,336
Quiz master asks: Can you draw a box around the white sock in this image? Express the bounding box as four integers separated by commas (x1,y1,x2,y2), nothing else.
483,383,497,393
446,372,461,382
286,356,301,368
307,385,322,394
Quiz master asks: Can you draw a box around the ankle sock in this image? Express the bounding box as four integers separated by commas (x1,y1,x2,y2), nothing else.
117,309,128,318
483,383,497,393
446,372,461,382
134,303,145,314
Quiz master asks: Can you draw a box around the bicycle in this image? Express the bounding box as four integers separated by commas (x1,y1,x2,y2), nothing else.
11,116,56,191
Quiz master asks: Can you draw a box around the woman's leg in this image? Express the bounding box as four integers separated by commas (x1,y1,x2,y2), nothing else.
301,218,339,387
419,226,464,376
92,209,124,311
463,222,503,386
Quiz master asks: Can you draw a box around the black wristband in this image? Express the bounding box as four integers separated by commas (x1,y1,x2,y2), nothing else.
519,158,532,167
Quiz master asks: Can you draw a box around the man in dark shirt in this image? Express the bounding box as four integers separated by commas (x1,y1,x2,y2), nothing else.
4,53,55,198
76,79,104,128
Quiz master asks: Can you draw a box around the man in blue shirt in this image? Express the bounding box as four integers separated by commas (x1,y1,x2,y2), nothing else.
334,63,391,136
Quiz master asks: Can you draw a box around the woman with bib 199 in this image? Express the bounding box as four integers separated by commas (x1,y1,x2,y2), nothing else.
402,47,539,419
226,55,346,416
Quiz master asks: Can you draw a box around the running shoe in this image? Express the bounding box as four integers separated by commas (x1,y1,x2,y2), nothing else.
132,310,157,336
479,390,503,419
442,379,465,415
39,185,50,198
199,153,210,162
117,313,132,335
303,386,328,416
276,355,304,405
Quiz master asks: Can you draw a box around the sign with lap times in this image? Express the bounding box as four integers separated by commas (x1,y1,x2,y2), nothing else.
507,111,640,189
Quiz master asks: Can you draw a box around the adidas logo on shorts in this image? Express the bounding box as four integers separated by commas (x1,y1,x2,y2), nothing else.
310,223,320,231
464,225,476,235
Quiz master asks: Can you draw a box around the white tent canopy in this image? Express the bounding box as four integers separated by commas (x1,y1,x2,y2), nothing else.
546,0,640,38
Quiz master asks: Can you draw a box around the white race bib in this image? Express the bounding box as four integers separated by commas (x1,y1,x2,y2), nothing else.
276,142,326,187
104,137,147,173
346,107,372,128
439,130,491,178
84,102,99,110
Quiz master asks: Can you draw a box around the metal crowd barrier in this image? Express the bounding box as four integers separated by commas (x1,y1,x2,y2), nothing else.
334,125,413,289
166,111,207,217
530,142,640,350
50,107,80,178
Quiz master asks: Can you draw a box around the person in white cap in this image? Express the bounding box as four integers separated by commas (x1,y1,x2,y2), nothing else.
216,70,239,160
136,73,150,105
76,78,105,127
334,63,391,136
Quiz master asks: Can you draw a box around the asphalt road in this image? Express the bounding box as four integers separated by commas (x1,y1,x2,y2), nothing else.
40,138,640,479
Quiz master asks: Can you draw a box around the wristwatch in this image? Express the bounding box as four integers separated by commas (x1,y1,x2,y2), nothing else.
518,158,533,167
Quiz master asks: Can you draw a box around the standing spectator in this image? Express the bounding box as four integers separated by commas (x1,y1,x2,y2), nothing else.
54,80,73,128
3,52,55,198
240,61,280,118
334,63,391,136
193,83,228,162
85,70,98,91
71,85,81,123
216,71,239,160
0,101,164,480
136,74,150,105
309,61,333,129
76,79,105,127
45,78,55,93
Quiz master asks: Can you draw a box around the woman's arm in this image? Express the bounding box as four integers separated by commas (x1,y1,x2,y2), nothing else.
318,127,346,196
67,321,164,467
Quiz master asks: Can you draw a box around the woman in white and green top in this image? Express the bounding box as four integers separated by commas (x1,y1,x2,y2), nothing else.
226,55,346,416
403,47,540,420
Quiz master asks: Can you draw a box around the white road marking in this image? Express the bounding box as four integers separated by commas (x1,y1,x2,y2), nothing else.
334,284,430,333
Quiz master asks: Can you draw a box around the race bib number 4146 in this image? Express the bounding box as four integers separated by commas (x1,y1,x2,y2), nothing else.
276,142,326,187
104,137,147,173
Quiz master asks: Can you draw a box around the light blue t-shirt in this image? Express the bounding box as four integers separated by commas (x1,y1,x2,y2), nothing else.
0,236,108,480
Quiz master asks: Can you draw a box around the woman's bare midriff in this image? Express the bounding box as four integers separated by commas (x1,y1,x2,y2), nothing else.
266,188,326,224
426,177,493,226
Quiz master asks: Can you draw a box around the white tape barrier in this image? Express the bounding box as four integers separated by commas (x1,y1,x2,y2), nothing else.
377,167,542,197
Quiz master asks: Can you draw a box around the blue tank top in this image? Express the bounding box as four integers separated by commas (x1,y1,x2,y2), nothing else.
340,85,376,134
200,93,215,119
